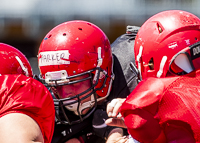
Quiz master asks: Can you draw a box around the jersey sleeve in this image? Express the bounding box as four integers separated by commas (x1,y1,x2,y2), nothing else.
120,77,165,142
0,75,55,143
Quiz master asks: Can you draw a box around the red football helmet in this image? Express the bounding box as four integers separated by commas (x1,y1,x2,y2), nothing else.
38,20,114,124
0,43,33,77
134,10,200,80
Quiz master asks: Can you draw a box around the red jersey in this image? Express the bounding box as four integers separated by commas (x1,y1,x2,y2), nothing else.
121,70,200,143
0,74,55,143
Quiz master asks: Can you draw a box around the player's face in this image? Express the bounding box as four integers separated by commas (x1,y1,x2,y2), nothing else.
55,74,94,115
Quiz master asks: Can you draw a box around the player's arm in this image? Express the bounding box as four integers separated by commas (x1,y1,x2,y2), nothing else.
120,78,167,143
106,98,127,128
106,127,125,143
0,113,44,143
105,98,127,143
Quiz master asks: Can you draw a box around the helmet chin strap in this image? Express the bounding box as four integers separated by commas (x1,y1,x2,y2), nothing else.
64,94,95,115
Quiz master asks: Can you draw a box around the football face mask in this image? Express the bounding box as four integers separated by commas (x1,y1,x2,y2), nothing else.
169,41,200,75
38,20,114,125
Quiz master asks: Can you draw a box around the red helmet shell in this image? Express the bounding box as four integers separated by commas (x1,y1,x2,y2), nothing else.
38,20,113,97
0,43,33,77
134,10,200,79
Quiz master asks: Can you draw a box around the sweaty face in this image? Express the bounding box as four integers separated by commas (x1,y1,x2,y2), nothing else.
53,74,96,115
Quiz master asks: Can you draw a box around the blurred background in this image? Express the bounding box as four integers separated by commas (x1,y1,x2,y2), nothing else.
0,0,199,75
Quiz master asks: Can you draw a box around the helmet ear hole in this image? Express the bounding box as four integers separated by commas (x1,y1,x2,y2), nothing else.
148,57,154,70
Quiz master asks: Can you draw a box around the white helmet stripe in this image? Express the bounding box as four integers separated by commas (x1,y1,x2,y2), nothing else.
157,56,167,78
15,56,29,77
136,46,143,80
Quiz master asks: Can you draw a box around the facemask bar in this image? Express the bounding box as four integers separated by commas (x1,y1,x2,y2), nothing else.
169,52,194,75
56,68,107,125
48,67,109,125
169,41,200,75
38,67,99,87
57,90,97,125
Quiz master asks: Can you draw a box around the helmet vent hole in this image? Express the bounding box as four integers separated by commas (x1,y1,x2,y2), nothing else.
157,23,163,33
63,33,66,36
87,23,91,26
195,37,198,41
48,34,52,38
78,28,82,31
148,58,154,70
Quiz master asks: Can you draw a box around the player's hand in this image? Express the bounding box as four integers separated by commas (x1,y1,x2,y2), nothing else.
107,98,126,118
107,136,128,143
107,135,141,143
65,138,80,143
106,98,127,128
105,117,126,128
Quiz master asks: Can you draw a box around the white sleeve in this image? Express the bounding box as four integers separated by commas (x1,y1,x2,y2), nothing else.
126,135,140,143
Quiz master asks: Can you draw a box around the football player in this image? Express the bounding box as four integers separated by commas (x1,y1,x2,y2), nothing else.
120,10,200,143
37,20,139,143
0,43,55,143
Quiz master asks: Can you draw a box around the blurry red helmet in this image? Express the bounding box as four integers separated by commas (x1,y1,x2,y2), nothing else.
134,10,200,79
38,20,114,124
0,43,33,77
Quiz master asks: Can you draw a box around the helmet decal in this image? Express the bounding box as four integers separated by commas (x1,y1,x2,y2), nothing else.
185,39,190,45
39,50,70,66
168,42,178,49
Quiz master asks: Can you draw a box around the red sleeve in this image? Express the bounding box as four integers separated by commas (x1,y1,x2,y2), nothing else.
120,77,166,143
0,75,55,143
